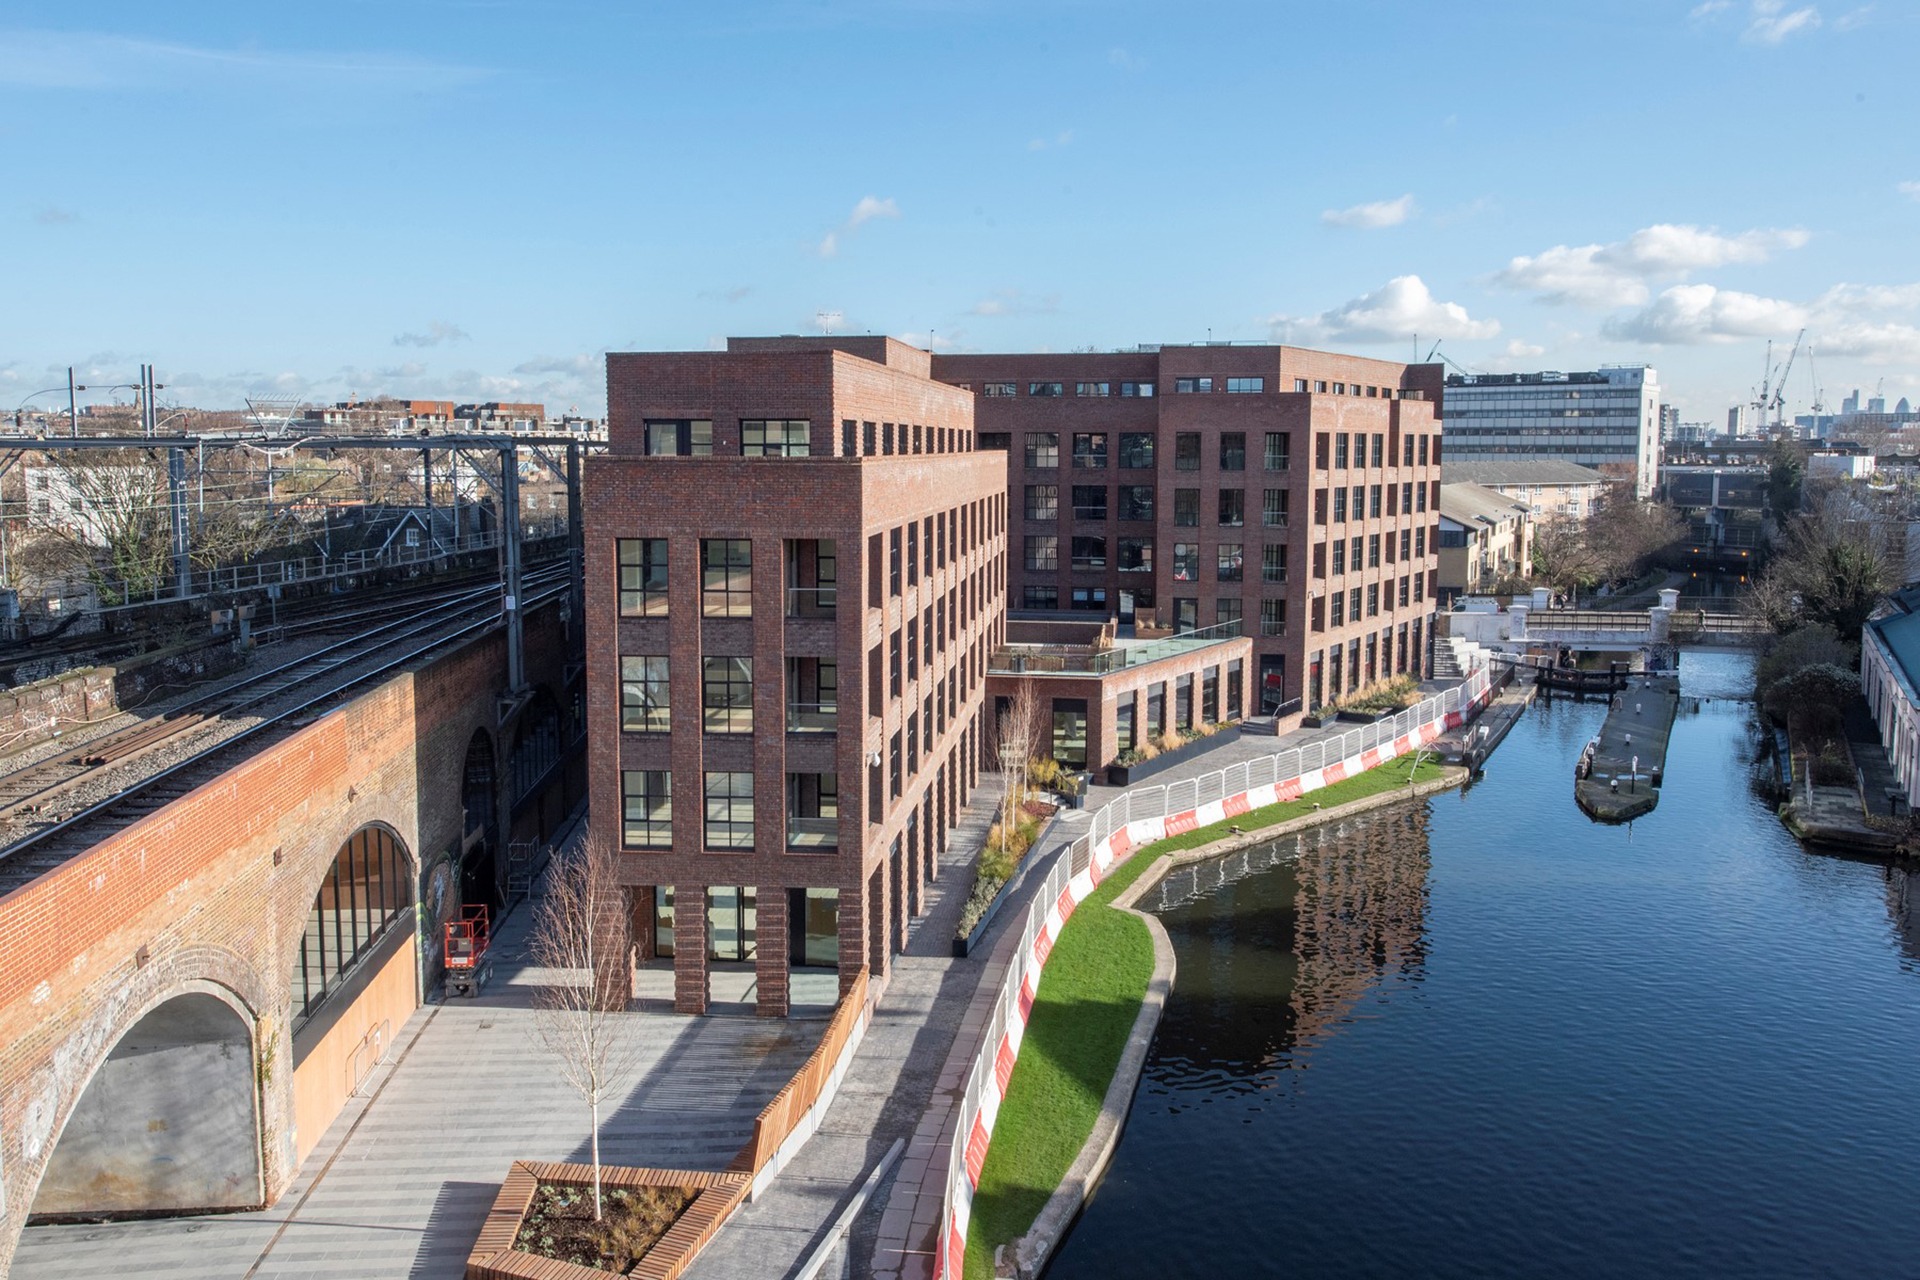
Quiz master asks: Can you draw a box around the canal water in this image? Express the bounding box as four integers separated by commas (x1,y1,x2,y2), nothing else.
1046,651,1920,1279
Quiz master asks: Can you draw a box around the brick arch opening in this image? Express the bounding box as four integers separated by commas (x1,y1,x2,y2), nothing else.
461,728,500,908
29,987,262,1221
290,823,416,1030
507,685,564,841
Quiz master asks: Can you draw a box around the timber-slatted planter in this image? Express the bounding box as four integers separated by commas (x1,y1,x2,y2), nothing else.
465,1161,748,1280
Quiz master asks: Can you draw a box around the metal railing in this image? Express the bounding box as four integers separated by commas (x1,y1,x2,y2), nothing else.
936,668,1491,1276
785,815,839,850
785,586,837,618
988,619,1244,677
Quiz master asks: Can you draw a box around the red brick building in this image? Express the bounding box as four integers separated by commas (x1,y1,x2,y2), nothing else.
589,337,1007,1015
930,346,1446,715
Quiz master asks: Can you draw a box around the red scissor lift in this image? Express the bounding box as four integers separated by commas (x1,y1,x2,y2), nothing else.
444,904,492,998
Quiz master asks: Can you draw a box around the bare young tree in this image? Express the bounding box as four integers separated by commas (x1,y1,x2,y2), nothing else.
528,828,640,1220
995,683,1044,839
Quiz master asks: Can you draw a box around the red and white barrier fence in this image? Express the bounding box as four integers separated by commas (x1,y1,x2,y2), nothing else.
936,669,1495,1277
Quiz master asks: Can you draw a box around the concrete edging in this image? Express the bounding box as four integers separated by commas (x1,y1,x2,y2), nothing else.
1000,767,1468,1277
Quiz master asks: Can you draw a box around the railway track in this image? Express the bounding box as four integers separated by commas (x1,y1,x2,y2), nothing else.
0,573,571,893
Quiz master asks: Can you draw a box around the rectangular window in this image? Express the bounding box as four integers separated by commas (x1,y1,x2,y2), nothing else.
1368,533,1381,568
1333,488,1348,522
700,538,751,617
1313,542,1326,578
1070,535,1107,570
1264,432,1291,471
1202,667,1220,723
1070,586,1108,611
1118,485,1155,522
1330,593,1345,627
1226,377,1264,394
1312,596,1325,631
1025,432,1059,469
1316,433,1330,469
1024,535,1058,571
1372,433,1385,467
1120,380,1156,398
1369,484,1383,519
1175,377,1213,394
1172,543,1200,582
983,382,1016,398
1023,584,1059,609
644,419,713,456
703,772,754,849
1071,485,1108,521
1118,433,1155,469
1076,381,1110,397
1175,674,1194,728
1416,483,1428,513
1419,436,1430,466
1116,698,1136,754
1217,544,1243,582
1294,378,1309,392
1219,490,1245,527
1367,582,1380,617
1118,537,1153,573
701,657,753,733
1146,684,1166,737
622,771,673,848
1025,483,1059,521
1228,659,1243,718
1415,526,1426,557
1174,433,1202,471
907,521,920,586
786,774,838,850
1071,433,1108,468
1260,599,1287,635
620,656,670,732
1262,488,1289,527
889,528,902,595
978,431,1011,451
1174,489,1200,526
889,630,902,697
1029,381,1064,397
1332,540,1346,574
1262,543,1287,584
740,419,810,456
1220,433,1246,471
1334,434,1350,469
617,538,668,617
889,732,902,796
1314,489,1328,525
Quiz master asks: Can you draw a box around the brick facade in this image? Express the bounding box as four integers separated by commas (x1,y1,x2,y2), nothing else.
591,339,1006,1015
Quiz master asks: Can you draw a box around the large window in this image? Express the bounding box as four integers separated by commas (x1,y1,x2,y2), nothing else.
1220,433,1246,471
1119,433,1155,469
1118,485,1155,522
617,538,668,617
1175,377,1212,394
1025,535,1058,571
786,773,839,849
1172,542,1200,582
1025,432,1059,469
1264,432,1291,470
644,419,713,456
701,539,752,617
1120,380,1156,398
1226,377,1264,394
1071,433,1108,469
1070,536,1108,570
1174,433,1202,471
1262,489,1289,527
1023,584,1059,609
741,419,811,456
704,772,755,849
1071,485,1108,521
1025,483,1059,521
1219,489,1245,527
702,657,754,733
1173,489,1200,526
294,826,411,1027
1217,544,1243,581
1263,543,1288,584
620,656,669,732
1118,537,1153,573
1261,599,1287,635
622,771,673,848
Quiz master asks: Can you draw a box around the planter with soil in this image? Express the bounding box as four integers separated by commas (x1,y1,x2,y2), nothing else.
953,804,1061,958
468,1160,749,1280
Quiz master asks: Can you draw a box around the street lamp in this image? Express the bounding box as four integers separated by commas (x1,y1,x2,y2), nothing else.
13,381,76,435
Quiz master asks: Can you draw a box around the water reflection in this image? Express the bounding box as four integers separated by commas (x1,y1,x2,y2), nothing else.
1142,808,1432,1094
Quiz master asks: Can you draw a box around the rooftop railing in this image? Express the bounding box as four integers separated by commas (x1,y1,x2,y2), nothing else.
989,619,1243,676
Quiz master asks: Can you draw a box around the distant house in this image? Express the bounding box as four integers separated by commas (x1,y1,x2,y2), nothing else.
1863,587,1920,808
1437,483,1532,605
1439,460,1611,522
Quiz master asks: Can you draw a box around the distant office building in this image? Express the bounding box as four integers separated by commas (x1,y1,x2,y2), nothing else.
1843,390,1862,415
1659,403,1680,441
1869,395,1888,416
1439,459,1611,522
1440,365,1660,498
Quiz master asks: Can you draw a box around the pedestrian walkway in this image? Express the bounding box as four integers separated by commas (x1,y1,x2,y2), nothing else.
684,780,1035,1280
12,855,818,1280
1845,697,1905,821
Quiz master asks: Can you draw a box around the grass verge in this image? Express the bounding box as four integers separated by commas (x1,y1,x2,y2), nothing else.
960,750,1451,1278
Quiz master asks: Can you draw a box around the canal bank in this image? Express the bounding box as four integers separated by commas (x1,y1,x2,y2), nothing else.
1045,651,1920,1280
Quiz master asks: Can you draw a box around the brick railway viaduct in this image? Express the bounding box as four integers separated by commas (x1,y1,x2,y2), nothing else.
0,598,586,1273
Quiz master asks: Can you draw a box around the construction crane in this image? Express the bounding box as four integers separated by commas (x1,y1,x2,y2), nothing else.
1807,344,1825,422
1769,328,1806,428
1423,339,1477,379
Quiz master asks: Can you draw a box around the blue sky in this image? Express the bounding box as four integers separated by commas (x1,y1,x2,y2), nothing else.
4,0,1917,422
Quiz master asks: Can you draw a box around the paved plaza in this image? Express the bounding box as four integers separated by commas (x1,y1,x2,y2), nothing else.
12,895,819,1280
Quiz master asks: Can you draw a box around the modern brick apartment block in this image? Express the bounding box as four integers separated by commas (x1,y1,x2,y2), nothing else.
589,337,1007,1015
931,346,1446,717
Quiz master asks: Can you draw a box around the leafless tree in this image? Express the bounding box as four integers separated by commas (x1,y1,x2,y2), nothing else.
1529,512,1602,603
528,828,640,1220
995,682,1044,838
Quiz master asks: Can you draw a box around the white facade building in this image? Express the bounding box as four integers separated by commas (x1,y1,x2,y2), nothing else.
1441,365,1661,499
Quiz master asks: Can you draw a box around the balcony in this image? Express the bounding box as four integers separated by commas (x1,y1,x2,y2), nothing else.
787,700,838,734
786,586,838,618
785,815,840,850
989,618,1243,676
785,538,838,619
786,656,837,733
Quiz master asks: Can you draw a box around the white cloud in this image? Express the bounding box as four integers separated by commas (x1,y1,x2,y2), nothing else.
1321,194,1415,229
374,361,427,379
1270,275,1499,345
1027,130,1074,152
1899,181,1920,202
1833,5,1873,30
1744,0,1821,42
894,330,962,352
513,353,600,376
816,195,900,258
0,28,487,92
1603,284,1808,344
1501,339,1546,359
1494,222,1809,307
1689,0,1734,17
970,289,1059,317
393,320,469,348
1816,322,1920,363
1108,47,1143,70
